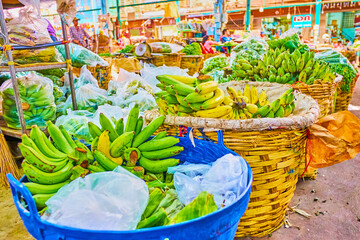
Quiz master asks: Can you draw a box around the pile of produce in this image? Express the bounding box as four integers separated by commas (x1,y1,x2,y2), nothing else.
154,75,296,119
267,32,309,53
1,72,56,129
231,48,336,84
181,42,202,55
231,38,267,63
118,45,135,54
315,50,357,92
201,55,228,74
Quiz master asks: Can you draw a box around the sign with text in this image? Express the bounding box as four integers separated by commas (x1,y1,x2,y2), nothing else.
292,14,313,28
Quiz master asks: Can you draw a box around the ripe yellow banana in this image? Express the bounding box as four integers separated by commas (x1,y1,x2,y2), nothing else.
237,90,243,97
243,108,253,119
200,88,225,110
226,87,238,100
195,105,232,118
251,86,259,104
246,104,259,114
98,131,123,165
243,84,251,101
223,96,234,105
258,90,268,107
195,81,219,94
166,75,197,86
221,110,233,119
238,109,247,119
184,91,215,103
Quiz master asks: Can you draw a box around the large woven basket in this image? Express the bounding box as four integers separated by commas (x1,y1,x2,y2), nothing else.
150,54,181,67
145,81,320,237
203,53,220,60
290,80,336,119
334,76,358,112
180,55,203,75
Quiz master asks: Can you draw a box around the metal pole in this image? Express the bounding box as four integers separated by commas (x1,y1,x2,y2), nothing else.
116,0,121,28
176,1,181,23
314,0,322,44
0,2,27,134
60,17,78,110
246,0,251,31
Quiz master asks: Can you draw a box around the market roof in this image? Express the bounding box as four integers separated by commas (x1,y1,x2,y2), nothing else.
1,0,24,9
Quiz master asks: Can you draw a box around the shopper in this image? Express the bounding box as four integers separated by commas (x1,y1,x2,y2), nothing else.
44,18,57,42
333,40,344,51
202,35,219,54
220,29,232,43
345,39,353,50
69,17,92,48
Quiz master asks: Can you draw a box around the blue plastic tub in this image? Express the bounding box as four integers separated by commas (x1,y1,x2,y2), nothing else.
8,129,252,240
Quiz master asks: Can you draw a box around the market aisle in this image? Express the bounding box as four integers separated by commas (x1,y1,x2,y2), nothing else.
1,81,359,240
238,79,360,240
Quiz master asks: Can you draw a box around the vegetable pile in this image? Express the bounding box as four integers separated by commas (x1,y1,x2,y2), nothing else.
181,42,202,55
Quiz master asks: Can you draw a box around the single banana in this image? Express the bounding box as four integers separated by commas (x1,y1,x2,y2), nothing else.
139,156,179,174
88,122,102,138
138,137,179,152
46,121,73,154
162,75,196,86
109,132,135,158
270,99,281,112
250,86,259,104
226,87,238,100
115,118,124,136
99,113,119,142
243,84,251,101
246,104,259,114
94,150,119,171
132,115,166,148
142,146,184,160
195,105,232,118
184,91,215,103
195,81,218,94
125,104,139,133
200,88,225,110
23,181,69,195
59,125,77,149
33,193,56,209
258,90,268,107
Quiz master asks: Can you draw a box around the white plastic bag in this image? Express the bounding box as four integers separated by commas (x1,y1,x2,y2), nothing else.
43,167,149,231
172,154,248,207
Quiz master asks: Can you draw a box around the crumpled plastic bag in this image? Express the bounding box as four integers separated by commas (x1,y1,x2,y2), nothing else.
307,111,360,169
65,65,99,89
171,154,249,208
140,63,192,91
42,167,149,231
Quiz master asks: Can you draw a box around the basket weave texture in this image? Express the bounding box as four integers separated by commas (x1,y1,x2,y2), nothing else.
334,76,358,112
88,65,112,90
290,80,336,119
150,54,181,67
145,82,319,237
180,55,203,76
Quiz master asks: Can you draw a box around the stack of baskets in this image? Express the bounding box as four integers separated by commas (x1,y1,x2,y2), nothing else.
180,55,203,75
145,81,320,237
334,76,358,112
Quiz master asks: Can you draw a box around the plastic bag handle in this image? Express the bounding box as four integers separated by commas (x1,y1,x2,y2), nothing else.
186,127,226,149
7,174,40,220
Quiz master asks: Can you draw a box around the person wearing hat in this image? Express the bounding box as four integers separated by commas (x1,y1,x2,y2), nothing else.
69,17,91,48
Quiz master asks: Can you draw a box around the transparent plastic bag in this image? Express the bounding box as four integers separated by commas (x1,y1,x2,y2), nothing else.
230,36,268,65
90,104,129,129
168,163,211,178
149,42,183,53
201,55,228,74
110,88,156,112
74,66,99,89
140,63,192,91
55,109,93,143
42,168,149,231
56,43,109,68
61,84,111,113
0,72,56,129
172,154,249,208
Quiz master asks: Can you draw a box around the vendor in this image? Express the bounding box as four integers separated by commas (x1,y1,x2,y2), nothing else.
220,29,232,43
70,17,92,48
202,35,219,54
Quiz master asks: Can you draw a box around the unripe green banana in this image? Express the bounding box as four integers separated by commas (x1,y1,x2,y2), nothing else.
109,132,135,158
33,193,55,209
175,94,188,107
266,110,275,118
124,104,140,133
142,188,166,219
99,113,119,142
23,181,70,195
46,121,73,154
270,99,281,112
22,160,73,185
135,117,144,136
275,106,285,118
139,156,179,174
286,93,295,105
142,146,184,160
132,116,166,148
153,131,167,140
138,137,179,152
88,122,102,138
161,94,179,104
94,150,119,171
21,135,65,162
184,91,215,103
256,105,271,117
115,118,124,136
59,125,77,149
284,104,293,117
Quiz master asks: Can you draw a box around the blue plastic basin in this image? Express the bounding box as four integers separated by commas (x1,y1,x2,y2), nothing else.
8,129,252,240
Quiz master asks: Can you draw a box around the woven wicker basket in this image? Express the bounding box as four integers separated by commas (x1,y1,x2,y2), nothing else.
180,55,203,75
150,54,181,67
145,81,320,237
203,53,220,60
334,76,358,112
290,80,336,119
88,65,112,90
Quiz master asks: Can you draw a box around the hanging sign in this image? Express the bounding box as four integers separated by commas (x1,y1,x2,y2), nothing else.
292,14,313,28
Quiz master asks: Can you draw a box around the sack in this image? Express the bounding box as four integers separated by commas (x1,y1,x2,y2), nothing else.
307,111,360,169
1,72,56,129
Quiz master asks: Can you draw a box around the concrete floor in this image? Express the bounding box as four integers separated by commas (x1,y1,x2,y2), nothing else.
1,81,360,240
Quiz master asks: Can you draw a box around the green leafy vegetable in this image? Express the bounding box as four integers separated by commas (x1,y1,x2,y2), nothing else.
201,56,228,74
181,42,202,55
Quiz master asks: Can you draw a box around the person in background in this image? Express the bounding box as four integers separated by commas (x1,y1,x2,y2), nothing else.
202,35,219,54
220,29,232,43
333,40,344,51
69,17,91,48
44,18,57,42
345,39,353,50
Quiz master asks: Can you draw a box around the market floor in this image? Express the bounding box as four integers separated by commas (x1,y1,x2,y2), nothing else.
1,82,360,240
